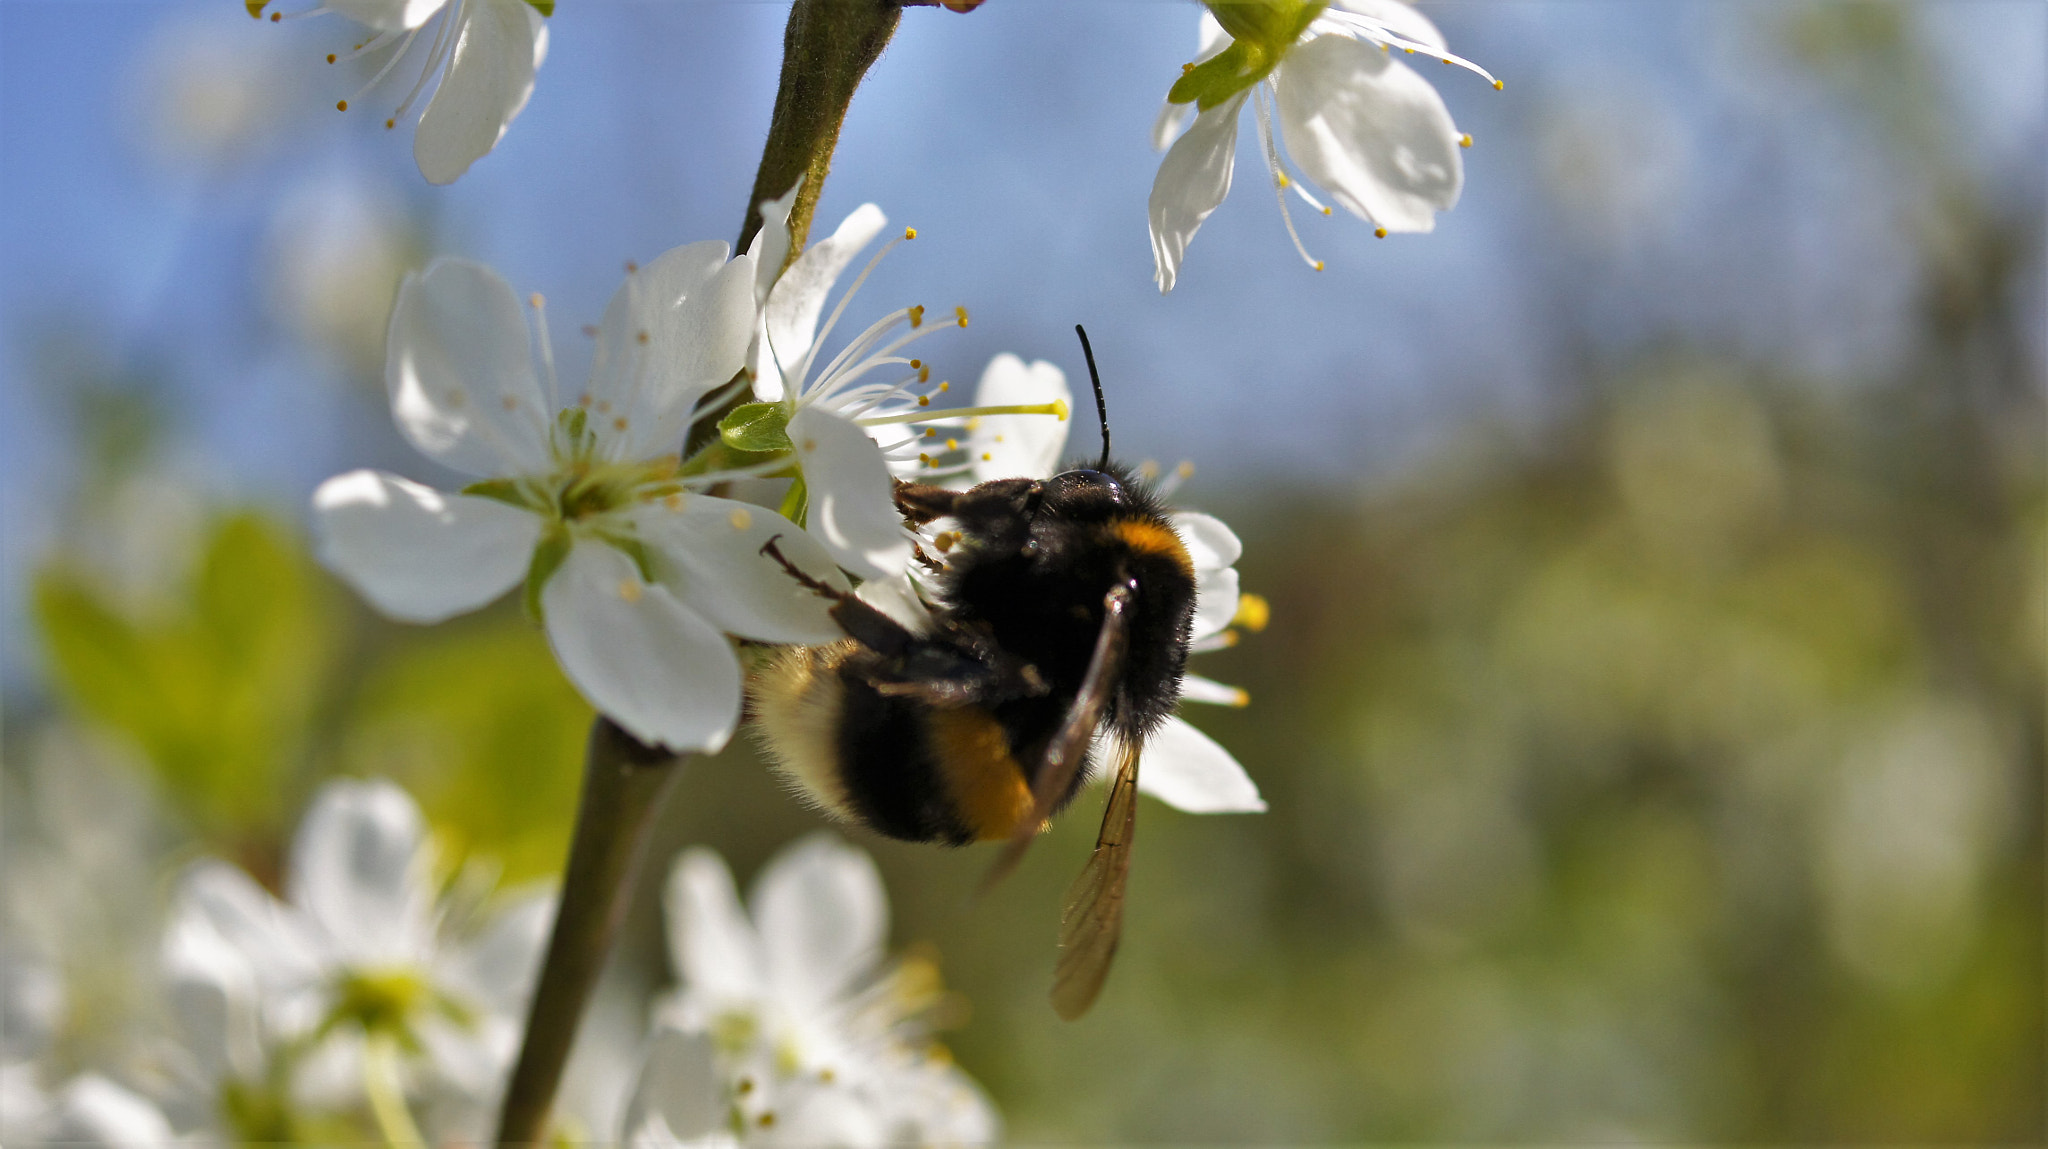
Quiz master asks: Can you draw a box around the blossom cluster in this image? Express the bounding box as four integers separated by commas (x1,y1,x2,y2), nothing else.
1,779,995,1146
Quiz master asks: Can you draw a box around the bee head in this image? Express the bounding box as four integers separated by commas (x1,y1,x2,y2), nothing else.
1038,467,1129,520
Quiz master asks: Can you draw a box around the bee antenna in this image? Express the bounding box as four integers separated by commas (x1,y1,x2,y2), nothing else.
1075,324,1111,471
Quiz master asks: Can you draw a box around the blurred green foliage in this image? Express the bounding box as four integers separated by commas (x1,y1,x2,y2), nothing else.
33,514,333,850
30,512,591,886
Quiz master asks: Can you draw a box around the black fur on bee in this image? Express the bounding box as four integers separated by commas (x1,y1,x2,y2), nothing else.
751,459,1197,847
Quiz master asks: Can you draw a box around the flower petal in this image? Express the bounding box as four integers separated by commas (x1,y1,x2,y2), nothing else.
789,407,914,581
1272,35,1462,232
170,861,327,994
443,887,554,1012
386,259,552,474
313,470,538,624
328,0,449,32
624,1029,727,1145
1139,715,1265,813
750,834,886,1016
763,204,888,384
542,542,743,753
287,778,436,967
1190,564,1241,643
747,183,802,306
1148,91,1247,293
587,243,757,460
1170,511,1242,573
968,353,1072,482
413,0,546,185
663,848,765,1005
47,1077,174,1149
627,496,848,644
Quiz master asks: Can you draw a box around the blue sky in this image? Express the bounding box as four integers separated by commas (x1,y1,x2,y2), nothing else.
2,0,2042,676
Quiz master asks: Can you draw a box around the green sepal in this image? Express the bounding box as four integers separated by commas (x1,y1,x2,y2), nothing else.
1172,2,1326,110
460,477,544,513
779,473,809,528
525,0,554,13
597,531,659,585
523,527,573,623
718,402,795,454
245,0,268,17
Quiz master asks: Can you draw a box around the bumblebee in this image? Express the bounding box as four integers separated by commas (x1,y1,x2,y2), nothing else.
750,327,1196,1019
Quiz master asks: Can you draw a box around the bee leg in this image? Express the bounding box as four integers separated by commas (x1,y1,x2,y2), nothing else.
892,479,965,524
759,535,916,658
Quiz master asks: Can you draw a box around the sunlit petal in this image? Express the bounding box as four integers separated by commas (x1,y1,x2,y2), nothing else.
413,0,545,185
1273,35,1462,232
313,470,538,624
1138,716,1266,813
1148,92,1247,293
385,259,551,475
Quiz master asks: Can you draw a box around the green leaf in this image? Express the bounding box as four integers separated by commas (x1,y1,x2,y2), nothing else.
31,512,336,843
718,402,795,454
342,615,592,881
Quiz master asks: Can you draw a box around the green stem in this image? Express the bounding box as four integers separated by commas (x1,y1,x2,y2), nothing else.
735,0,904,260
362,1033,426,1148
493,718,685,1146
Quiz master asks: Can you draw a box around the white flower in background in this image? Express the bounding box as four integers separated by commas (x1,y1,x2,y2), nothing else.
251,0,548,185
162,778,552,1144
312,241,850,752
726,188,1069,581
1149,0,1498,291
626,836,998,1148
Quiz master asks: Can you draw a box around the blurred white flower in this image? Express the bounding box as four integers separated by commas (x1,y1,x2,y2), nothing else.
626,836,998,1148
312,244,850,752
254,0,548,184
263,175,414,372
1149,0,1497,291
733,189,1067,581
129,16,297,167
161,777,551,1142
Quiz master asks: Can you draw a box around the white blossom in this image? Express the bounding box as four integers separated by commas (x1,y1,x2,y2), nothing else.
626,836,999,1148
736,189,1068,582
312,242,851,752
1149,0,1498,291
254,0,548,184
161,777,552,1143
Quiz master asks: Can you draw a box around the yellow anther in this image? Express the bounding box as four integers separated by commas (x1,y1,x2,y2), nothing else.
596,400,612,414
1052,399,1070,421
636,330,649,345
336,99,349,111
1493,79,1505,91
820,1068,836,1084
801,438,816,452
1313,261,1325,271
1459,133,1473,148
326,53,337,63
1176,461,1195,479
994,434,1004,442
1182,62,1196,74
1139,460,1160,481
954,306,969,327
945,438,958,451
617,580,643,603
1276,172,1291,188
934,531,958,552
924,427,937,438
664,493,684,510
501,396,519,411
1225,687,1251,707
909,359,922,369
938,380,950,392
1232,593,1270,632
737,1079,754,1096
385,119,396,130
1374,227,1388,238
919,453,933,465
729,507,752,530
625,261,638,273
918,395,930,406
981,452,992,461
1404,47,1414,53
529,293,544,309
1442,58,1452,64
904,227,917,240
758,1113,777,1129
1220,630,1241,648
918,366,930,383
613,417,628,432
578,394,593,408
271,10,282,20
908,305,925,327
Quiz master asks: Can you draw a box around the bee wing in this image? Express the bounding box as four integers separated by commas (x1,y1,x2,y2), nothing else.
982,582,1133,891
1050,737,1141,1020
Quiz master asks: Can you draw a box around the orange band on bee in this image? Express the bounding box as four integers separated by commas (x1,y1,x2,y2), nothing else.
1109,518,1195,577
